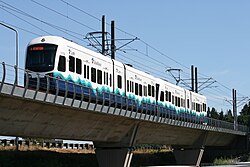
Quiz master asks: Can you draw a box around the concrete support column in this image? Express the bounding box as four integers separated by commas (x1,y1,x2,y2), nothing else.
173,132,208,166
173,147,204,166
94,124,139,167
95,147,133,167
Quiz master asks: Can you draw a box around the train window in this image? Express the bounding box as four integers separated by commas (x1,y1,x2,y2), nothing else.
172,96,175,105
127,80,129,92
152,86,155,97
129,81,133,92
84,65,90,79
132,82,134,93
58,56,66,72
104,72,108,85
84,65,87,78
106,73,108,85
91,67,96,83
196,103,200,112
69,56,75,72
117,75,122,89
160,91,164,102
110,74,112,87
165,91,168,102
103,71,106,85
203,103,206,112
187,99,190,108
144,86,147,96
87,66,89,79
97,70,102,84
76,58,82,74
148,85,151,96
169,92,171,102
135,83,138,95
178,97,180,107
139,84,142,96
192,102,195,111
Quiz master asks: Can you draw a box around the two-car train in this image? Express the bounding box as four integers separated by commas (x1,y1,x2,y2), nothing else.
25,36,207,121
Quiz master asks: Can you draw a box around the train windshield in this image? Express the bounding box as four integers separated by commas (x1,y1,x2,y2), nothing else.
26,44,58,72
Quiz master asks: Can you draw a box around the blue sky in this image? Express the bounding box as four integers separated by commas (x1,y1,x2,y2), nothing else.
0,0,250,112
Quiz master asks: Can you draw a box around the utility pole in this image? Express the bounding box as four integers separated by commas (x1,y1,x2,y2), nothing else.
191,65,195,92
233,89,238,130
111,20,115,59
195,67,198,93
102,15,106,55
191,65,198,93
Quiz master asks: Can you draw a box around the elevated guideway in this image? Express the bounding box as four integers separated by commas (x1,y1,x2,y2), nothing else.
0,62,248,167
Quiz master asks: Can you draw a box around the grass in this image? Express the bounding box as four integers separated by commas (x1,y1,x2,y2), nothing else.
213,157,236,165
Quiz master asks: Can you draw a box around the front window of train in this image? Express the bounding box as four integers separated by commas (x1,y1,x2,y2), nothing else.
26,44,58,72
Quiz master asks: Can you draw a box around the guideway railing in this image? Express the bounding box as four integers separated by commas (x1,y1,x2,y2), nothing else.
0,62,248,134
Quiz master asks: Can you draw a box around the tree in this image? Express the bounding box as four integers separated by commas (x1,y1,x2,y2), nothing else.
225,109,233,123
238,102,250,126
210,107,219,119
219,110,224,120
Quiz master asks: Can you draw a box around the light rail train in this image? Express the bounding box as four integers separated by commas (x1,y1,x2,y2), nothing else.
25,36,207,121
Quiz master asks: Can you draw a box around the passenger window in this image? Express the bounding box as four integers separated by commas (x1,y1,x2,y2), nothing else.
131,82,134,93
117,75,122,89
169,92,171,102
97,70,102,84
152,86,155,97
105,72,108,85
160,91,164,102
127,80,130,92
148,84,151,96
139,84,142,96
91,67,96,83
84,65,90,79
104,72,108,85
165,91,168,102
69,56,75,72
84,65,87,78
110,74,112,87
144,86,147,96
135,83,138,95
76,58,82,74
58,56,66,72
178,97,180,107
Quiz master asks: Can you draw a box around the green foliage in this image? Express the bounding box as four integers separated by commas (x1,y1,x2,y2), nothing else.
213,157,235,165
238,102,250,126
225,109,234,123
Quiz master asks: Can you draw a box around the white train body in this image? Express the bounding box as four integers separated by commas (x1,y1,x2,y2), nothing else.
25,36,207,118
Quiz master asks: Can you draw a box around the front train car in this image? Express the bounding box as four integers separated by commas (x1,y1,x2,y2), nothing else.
25,36,64,90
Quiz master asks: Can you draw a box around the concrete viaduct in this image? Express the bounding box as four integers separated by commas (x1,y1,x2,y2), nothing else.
0,63,249,167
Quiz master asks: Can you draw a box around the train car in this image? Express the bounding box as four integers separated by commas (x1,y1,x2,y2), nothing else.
156,78,186,117
156,77,207,121
25,36,113,98
125,64,156,111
